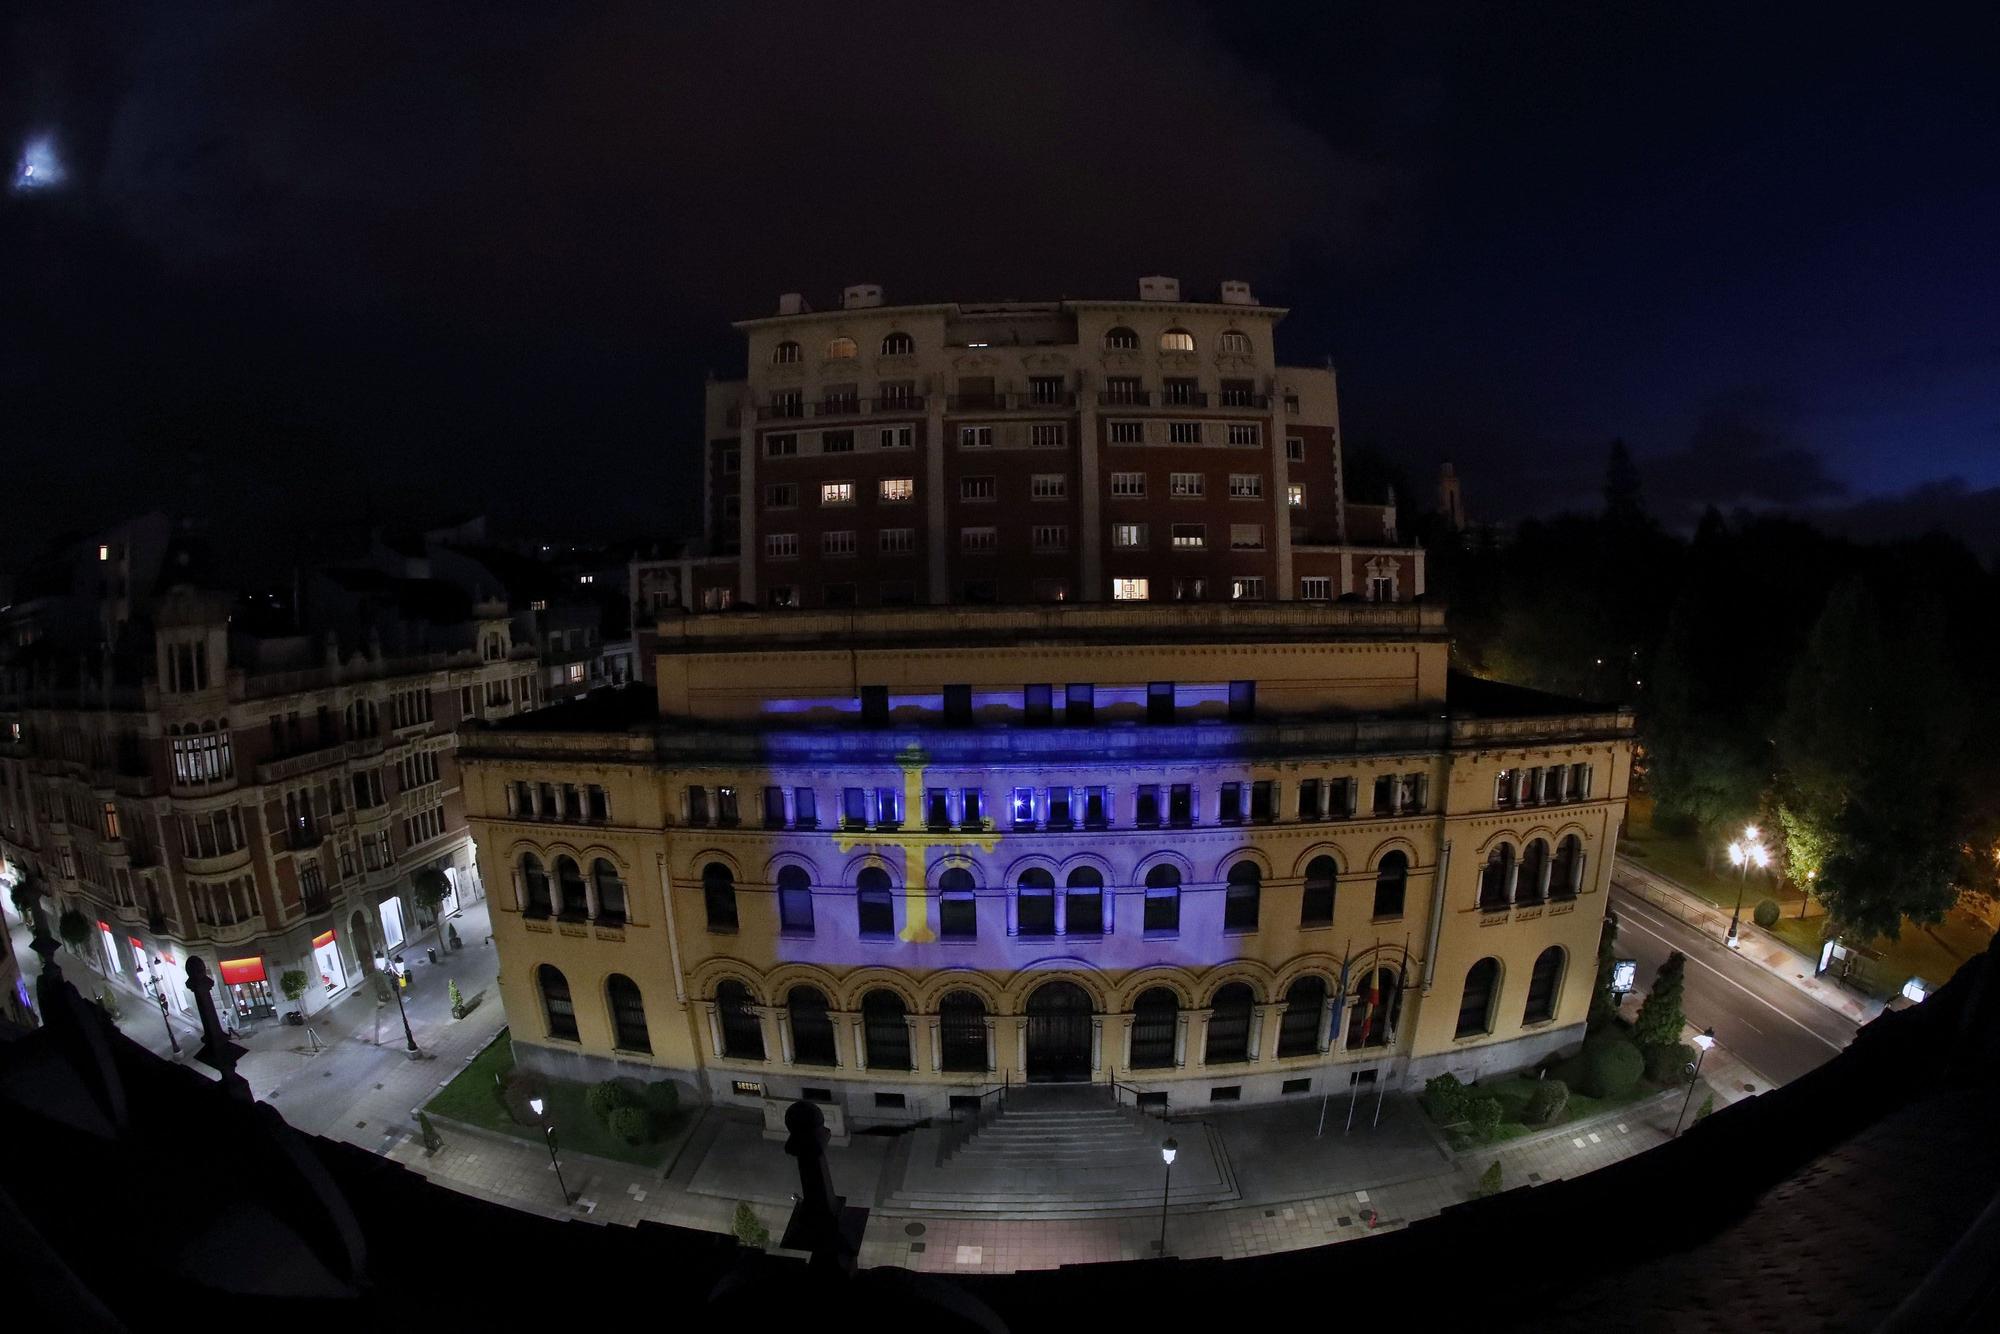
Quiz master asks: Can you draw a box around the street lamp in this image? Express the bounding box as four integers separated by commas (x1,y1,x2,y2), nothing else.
389,955,418,1054
147,957,180,1054
1724,826,1769,949
1156,1136,1178,1256
529,1096,573,1205
1674,1027,1717,1137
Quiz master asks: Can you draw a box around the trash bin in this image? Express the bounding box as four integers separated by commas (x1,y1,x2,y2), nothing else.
427,947,438,964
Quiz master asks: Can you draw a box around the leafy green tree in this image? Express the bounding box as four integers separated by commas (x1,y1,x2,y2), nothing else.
1603,439,1649,530
1475,1159,1504,1198
1588,912,1621,1032
410,867,452,955
56,907,91,957
1632,952,1687,1051
279,968,310,1009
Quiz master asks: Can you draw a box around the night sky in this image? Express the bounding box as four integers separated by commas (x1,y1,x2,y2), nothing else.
6,2,1999,582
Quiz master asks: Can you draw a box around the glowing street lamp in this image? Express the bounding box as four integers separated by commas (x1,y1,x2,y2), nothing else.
1724,826,1769,949
1674,1028,1717,1136
530,1096,573,1205
1156,1136,1178,1256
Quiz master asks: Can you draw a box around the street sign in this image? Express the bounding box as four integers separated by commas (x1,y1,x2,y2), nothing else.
1611,959,1637,995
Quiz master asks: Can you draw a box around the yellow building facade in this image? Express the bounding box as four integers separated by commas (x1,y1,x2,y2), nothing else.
460,603,1631,1128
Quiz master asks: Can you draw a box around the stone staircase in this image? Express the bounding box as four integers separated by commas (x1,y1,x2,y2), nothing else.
881,1084,1239,1217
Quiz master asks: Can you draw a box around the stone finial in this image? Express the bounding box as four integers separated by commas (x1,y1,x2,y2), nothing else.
184,957,251,1101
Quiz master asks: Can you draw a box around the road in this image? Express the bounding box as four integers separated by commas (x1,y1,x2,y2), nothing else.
1609,884,1856,1087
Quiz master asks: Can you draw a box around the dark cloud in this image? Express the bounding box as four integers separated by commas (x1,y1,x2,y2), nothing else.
1645,389,1847,515
1814,478,2000,562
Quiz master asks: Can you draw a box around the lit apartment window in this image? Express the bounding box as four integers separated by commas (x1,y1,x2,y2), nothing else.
1031,423,1066,447
959,426,993,449
1031,474,1067,500
960,526,998,554
1230,524,1266,550
960,476,996,501
1111,523,1148,549
1219,330,1251,353
822,531,856,557
880,426,913,449
1160,328,1196,353
1170,523,1206,550
1300,576,1332,601
1227,424,1260,446
766,483,797,508
1032,525,1069,553
1170,472,1205,497
1232,576,1266,600
880,477,914,502
1168,421,1201,444
98,544,111,561
879,528,915,554
1113,578,1150,601
1110,472,1146,497
827,336,857,359
1229,474,1263,499
1288,484,1305,507
765,533,799,559
821,481,854,505
773,340,801,364
1109,421,1144,444
1286,437,1304,461
767,433,798,457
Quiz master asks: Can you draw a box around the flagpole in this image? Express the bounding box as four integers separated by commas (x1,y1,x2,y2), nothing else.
1374,935,1411,1128
1347,938,1380,1134
1316,938,1352,1139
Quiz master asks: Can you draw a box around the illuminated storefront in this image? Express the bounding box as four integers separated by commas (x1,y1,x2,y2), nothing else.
311,929,347,995
220,957,275,1019
377,896,406,952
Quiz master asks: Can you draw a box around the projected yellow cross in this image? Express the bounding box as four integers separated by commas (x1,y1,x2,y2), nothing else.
831,745,1001,943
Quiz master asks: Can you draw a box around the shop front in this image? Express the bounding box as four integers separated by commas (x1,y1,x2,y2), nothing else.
377,895,406,953
311,928,348,996
96,921,122,978
220,956,276,1020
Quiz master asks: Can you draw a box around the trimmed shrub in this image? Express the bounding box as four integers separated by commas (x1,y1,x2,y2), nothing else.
1633,953,1687,1049
417,1111,443,1154
1696,1093,1716,1123
1465,1094,1503,1141
1579,1034,1644,1099
448,979,465,1019
733,1201,771,1250
1644,1040,1697,1085
586,1078,645,1126
1423,1073,1470,1125
1525,1078,1569,1126
1474,1159,1503,1198
607,1105,653,1145
643,1080,681,1122
499,1069,549,1125
1753,899,1781,930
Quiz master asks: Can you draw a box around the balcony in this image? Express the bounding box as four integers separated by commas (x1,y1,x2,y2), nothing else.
946,391,1077,412
1159,391,1209,409
757,402,807,422
184,843,254,878
302,891,333,918
1098,390,1153,407
255,733,384,786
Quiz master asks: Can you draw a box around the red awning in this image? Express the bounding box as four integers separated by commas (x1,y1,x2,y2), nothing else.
311,929,336,950
219,958,265,985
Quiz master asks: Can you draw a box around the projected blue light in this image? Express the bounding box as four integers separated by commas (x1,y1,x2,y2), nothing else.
12,134,66,194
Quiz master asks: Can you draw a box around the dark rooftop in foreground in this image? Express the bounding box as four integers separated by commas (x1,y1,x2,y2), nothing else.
1445,669,1626,718
484,681,659,732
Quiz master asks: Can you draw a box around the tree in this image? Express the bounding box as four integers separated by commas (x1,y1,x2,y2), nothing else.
57,907,91,957
1603,439,1648,529
1474,1159,1504,1199
279,968,310,1013
1632,952,1687,1051
1588,912,1621,1031
410,867,451,956
732,1201,770,1250
448,978,464,1019
417,1111,443,1154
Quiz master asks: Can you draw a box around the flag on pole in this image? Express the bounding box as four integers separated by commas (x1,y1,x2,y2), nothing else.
1355,960,1381,1047
1329,940,1353,1046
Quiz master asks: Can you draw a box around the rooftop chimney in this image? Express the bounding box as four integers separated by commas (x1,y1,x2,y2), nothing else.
776,292,809,315
842,283,884,309
1219,280,1256,306
1138,275,1181,302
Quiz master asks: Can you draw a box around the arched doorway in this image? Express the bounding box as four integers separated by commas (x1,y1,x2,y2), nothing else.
348,910,375,974
1025,980,1094,1082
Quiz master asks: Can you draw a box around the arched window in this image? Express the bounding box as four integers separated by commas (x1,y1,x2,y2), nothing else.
1159,328,1196,353
939,989,988,1072
702,862,738,931
607,973,649,1052
777,864,814,934
1479,845,1515,911
1065,866,1104,936
1302,855,1337,926
1143,864,1181,933
1278,975,1328,1058
862,989,911,1069
826,336,857,360
537,964,577,1040
592,858,627,925
716,979,764,1059
1374,850,1408,918
1456,957,1500,1038
1224,860,1261,931
772,340,801,364
880,331,914,356
1517,839,1550,906
1205,982,1255,1064
938,866,976,940
857,865,895,938
1524,946,1565,1025
787,986,836,1065
1017,867,1055,936
1104,325,1139,351
554,856,587,918
1130,987,1179,1068
1552,835,1584,900
1346,968,1402,1049
521,854,552,917
1219,330,1251,354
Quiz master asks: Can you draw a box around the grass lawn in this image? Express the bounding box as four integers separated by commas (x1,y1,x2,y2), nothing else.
1619,796,1994,998
1426,1061,1667,1151
424,1028,688,1170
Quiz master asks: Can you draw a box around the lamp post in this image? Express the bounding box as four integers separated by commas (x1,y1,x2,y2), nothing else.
389,955,418,1053
1674,1027,1717,1136
1724,826,1769,949
147,957,181,1054
529,1096,572,1205
1800,868,1815,921
1156,1136,1178,1256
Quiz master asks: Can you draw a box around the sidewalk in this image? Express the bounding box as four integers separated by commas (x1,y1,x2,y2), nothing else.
1615,857,1884,1025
